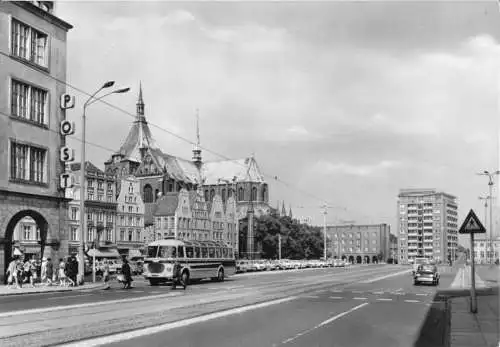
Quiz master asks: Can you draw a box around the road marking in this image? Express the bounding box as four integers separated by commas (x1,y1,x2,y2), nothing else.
353,297,367,300
358,269,410,284
0,292,180,318
416,293,428,296
352,290,363,293
47,294,93,300
372,291,384,295
151,291,163,294
330,289,343,293
404,300,420,303
329,296,343,299
281,303,369,344
302,295,319,299
376,298,392,301
131,291,144,293
58,296,298,347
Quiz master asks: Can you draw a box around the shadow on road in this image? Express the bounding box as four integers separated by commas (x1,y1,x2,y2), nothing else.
413,284,498,347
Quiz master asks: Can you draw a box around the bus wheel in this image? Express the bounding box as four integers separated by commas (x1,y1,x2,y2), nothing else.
217,269,225,282
149,279,160,286
181,271,189,288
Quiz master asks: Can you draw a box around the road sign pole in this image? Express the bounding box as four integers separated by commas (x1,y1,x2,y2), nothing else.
470,232,477,313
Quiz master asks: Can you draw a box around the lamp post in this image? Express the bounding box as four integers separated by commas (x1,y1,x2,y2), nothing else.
322,205,327,261
477,170,500,265
78,82,129,285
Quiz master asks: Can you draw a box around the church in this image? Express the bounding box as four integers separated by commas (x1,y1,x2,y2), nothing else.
104,85,271,258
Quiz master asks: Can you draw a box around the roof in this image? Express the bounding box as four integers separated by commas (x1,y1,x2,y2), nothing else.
147,239,230,248
153,193,179,216
150,149,200,184
202,157,265,185
70,161,104,174
115,117,159,163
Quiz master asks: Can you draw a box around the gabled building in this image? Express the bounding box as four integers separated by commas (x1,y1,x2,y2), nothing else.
66,162,117,256
116,176,145,258
104,85,270,258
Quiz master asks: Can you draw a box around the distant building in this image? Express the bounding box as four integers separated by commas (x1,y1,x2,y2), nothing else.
326,224,391,263
12,217,40,260
397,189,458,265
472,237,500,264
116,176,145,258
66,162,118,257
298,216,313,225
0,0,72,282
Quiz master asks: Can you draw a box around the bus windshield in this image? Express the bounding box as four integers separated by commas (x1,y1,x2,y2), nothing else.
147,246,158,258
158,246,177,258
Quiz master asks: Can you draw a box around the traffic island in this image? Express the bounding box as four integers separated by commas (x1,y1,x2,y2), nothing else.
0,282,104,296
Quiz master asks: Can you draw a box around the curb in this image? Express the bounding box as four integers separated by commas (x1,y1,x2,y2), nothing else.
0,283,105,297
444,297,451,347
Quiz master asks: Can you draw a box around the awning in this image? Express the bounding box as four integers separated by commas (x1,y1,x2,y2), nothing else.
87,249,120,258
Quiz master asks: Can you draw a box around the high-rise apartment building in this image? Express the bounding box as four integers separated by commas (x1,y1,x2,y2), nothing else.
397,189,458,264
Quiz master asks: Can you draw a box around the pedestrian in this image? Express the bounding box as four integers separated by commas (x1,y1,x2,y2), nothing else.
70,255,78,286
46,258,53,286
172,260,186,290
29,259,38,287
120,258,132,289
15,258,23,288
58,258,67,286
41,257,47,285
102,260,111,290
65,257,75,287
6,257,17,288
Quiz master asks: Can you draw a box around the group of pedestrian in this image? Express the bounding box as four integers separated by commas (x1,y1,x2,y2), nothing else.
6,255,79,289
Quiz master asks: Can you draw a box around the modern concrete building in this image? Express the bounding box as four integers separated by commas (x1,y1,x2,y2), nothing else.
397,189,459,265
326,224,391,263
389,233,398,262
0,1,72,282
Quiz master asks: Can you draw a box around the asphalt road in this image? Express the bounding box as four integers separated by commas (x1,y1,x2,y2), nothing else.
0,264,456,347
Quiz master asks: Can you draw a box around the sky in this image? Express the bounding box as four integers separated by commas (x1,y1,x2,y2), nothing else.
57,1,500,244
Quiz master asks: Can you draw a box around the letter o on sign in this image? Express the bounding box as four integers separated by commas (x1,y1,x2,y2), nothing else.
60,120,75,136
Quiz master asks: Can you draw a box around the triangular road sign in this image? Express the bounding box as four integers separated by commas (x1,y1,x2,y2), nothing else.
458,209,486,234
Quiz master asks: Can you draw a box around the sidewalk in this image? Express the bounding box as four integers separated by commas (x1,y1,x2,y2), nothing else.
0,282,104,296
449,293,499,347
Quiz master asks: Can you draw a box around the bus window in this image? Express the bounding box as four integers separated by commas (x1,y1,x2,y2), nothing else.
159,246,176,258
208,247,215,258
194,247,201,258
201,247,208,258
178,246,184,258
147,246,158,258
185,246,194,258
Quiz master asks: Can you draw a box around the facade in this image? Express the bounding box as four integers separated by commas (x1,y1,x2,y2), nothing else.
0,1,72,282
326,224,391,263
472,237,500,264
116,176,145,258
152,188,239,251
12,216,41,260
66,162,118,256
104,86,270,257
397,189,459,265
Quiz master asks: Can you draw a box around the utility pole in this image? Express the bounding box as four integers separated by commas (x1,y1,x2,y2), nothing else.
322,204,327,261
278,233,282,261
477,170,500,265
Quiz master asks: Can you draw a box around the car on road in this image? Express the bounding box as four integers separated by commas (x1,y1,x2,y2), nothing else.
413,264,439,286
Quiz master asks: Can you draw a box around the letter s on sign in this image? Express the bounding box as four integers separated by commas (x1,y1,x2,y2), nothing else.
60,147,75,162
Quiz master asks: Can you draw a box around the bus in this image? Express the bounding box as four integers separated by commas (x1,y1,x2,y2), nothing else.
143,238,236,286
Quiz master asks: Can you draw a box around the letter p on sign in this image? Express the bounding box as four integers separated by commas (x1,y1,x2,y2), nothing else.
60,93,75,110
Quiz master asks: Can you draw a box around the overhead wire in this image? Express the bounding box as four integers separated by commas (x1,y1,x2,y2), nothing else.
1,49,353,213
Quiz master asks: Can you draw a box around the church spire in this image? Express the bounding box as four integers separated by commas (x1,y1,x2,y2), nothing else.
289,204,293,219
192,108,202,168
136,82,145,121
281,200,287,217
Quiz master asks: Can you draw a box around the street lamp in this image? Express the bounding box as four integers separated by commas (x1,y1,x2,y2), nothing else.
477,170,500,265
78,81,129,285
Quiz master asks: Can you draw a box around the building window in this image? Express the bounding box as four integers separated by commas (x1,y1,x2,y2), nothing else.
136,230,141,242
11,80,48,125
128,230,133,241
11,19,49,67
23,225,31,240
106,229,112,242
251,187,257,201
87,228,93,242
71,208,78,220
238,187,244,201
87,179,94,188
143,184,153,203
120,229,125,241
221,189,226,203
10,141,47,184
128,206,133,213
71,227,78,241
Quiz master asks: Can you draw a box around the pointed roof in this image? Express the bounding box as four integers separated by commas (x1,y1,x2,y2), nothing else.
289,204,293,219
113,85,158,163
281,201,287,217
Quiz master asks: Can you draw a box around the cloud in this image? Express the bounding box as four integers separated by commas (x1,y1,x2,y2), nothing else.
313,160,403,177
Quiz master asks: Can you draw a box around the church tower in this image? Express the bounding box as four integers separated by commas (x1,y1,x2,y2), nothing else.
192,109,202,169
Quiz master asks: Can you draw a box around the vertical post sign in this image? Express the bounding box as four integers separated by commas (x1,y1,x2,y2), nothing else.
458,209,486,314
60,93,76,190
